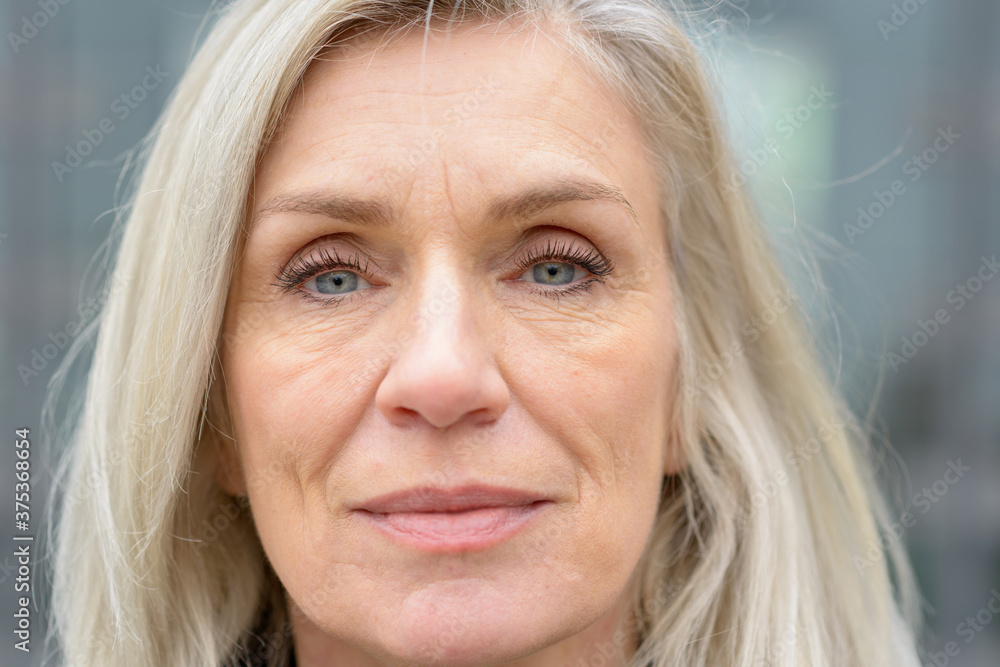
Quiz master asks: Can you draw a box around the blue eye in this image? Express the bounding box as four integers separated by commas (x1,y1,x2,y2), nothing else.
514,239,614,291
274,246,374,301
274,239,614,305
520,261,583,286
306,270,372,295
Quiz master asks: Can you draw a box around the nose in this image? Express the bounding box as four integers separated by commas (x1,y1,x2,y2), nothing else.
375,277,510,429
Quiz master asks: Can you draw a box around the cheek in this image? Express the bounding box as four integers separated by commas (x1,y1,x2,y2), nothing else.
503,298,674,564
222,318,388,596
512,304,673,484
221,308,381,512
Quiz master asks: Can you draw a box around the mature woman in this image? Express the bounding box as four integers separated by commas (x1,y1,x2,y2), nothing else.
46,0,922,665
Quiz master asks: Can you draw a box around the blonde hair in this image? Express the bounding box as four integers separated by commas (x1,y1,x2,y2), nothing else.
45,0,922,665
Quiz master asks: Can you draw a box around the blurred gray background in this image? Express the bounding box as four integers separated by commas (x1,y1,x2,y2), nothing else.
0,0,997,665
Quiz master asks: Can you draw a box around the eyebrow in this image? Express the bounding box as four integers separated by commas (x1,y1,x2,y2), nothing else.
249,177,640,232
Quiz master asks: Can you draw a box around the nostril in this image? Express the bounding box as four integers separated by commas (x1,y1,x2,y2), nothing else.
384,406,422,427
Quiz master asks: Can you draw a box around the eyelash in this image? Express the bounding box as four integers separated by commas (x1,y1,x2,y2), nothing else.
272,239,615,305
512,239,614,300
272,246,373,305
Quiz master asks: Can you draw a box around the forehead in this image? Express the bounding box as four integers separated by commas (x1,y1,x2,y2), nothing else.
252,19,658,226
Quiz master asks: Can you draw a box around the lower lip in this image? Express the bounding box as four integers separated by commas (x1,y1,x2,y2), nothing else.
357,501,552,553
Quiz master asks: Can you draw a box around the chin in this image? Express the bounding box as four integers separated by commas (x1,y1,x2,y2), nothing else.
374,620,549,667
338,583,582,667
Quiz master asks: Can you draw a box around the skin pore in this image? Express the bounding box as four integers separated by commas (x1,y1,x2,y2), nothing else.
217,18,679,667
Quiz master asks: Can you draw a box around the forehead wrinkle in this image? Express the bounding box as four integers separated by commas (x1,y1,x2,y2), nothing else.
252,24,646,236
251,176,641,237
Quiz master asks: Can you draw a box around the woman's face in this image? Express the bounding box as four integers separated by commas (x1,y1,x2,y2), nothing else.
219,21,678,666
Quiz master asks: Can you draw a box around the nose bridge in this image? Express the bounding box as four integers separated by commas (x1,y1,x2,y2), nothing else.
398,161,484,359
374,252,509,430
402,257,492,377
409,264,464,343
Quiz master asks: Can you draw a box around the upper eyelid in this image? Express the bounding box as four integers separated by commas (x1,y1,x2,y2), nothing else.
515,240,613,273
272,246,370,294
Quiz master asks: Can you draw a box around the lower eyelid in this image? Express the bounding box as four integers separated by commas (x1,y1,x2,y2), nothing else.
525,277,601,300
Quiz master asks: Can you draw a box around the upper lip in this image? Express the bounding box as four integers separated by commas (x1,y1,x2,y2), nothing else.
355,484,546,513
